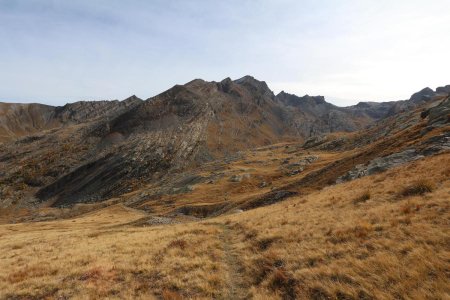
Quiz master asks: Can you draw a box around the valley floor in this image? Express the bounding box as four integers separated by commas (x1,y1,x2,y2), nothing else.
0,152,449,299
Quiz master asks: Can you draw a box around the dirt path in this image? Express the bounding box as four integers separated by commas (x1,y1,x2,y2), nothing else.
217,223,249,300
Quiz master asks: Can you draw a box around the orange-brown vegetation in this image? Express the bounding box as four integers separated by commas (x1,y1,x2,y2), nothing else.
0,151,448,299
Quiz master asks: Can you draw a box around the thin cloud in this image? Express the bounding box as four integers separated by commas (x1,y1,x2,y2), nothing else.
0,0,449,106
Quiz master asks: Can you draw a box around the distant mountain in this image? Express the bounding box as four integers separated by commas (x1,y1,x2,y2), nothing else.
0,76,448,207
0,96,142,142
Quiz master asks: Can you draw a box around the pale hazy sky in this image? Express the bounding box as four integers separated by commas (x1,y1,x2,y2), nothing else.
1,0,449,106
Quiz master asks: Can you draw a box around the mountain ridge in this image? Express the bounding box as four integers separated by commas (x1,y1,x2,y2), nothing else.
1,77,448,144
0,76,448,208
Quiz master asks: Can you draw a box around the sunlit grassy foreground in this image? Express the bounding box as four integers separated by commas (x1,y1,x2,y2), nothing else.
0,154,449,299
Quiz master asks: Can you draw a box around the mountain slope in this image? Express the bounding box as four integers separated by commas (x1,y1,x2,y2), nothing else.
0,77,448,209
0,102,448,299
0,96,142,143
35,76,296,206
0,102,57,142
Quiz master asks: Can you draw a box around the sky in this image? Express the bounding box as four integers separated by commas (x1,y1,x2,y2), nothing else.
0,0,449,106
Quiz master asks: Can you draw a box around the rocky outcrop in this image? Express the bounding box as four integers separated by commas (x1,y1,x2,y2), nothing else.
410,87,436,104
424,96,450,127
302,135,328,149
436,85,450,94
336,133,450,183
336,149,423,183
275,92,364,136
54,95,142,123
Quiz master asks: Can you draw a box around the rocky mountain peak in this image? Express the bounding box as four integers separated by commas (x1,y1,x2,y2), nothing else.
409,87,436,103
233,75,274,99
436,85,450,94
217,77,234,93
184,78,208,88
276,91,328,107
123,95,143,102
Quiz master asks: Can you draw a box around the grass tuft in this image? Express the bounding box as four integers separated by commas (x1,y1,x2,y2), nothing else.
167,239,187,250
269,269,297,299
353,190,371,204
162,289,183,300
400,180,435,197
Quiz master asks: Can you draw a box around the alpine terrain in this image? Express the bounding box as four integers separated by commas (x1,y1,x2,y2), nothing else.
0,76,449,299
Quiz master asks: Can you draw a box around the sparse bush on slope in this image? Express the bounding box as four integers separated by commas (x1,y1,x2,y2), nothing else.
400,179,435,197
353,190,371,204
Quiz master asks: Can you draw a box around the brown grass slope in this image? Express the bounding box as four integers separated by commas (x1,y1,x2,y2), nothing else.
0,152,448,299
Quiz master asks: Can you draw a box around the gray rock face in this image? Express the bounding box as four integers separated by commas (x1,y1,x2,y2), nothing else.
229,174,251,182
410,87,436,104
302,135,328,149
275,92,363,136
54,95,142,123
280,155,319,176
348,101,396,119
336,149,423,183
336,131,450,184
436,85,450,94
275,84,448,138
426,97,450,126
233,75,275,99
420,134,450,156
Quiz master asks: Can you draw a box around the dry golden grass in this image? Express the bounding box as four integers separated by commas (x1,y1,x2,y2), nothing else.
0,205,230,299
221,153,450,299
353,190,371,205
0,151,449,299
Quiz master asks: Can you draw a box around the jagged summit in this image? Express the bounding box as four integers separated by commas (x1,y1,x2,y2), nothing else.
436,85,450,94
276,91,327,106
410,87,436,103
1,78,448,145
233,75,274,98
124,95,142,102
233,74,262,84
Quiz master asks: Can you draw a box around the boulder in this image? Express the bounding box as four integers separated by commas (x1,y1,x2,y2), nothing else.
302,135,327,149
229,173,251,182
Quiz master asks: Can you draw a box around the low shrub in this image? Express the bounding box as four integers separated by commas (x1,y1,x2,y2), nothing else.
400,180,435,197
353,190,371,204
269,269,297,299
167,239,187,250
255,236,280,251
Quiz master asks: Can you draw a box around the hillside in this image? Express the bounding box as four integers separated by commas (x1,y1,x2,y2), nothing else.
0,77,448,299
0,96,142,143
0,123,448,299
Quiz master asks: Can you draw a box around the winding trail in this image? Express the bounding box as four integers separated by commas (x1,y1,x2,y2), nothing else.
217,223,249,300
